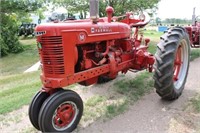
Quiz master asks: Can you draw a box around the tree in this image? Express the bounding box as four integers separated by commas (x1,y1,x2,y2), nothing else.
162,18,192,25
101,0,160,16
52,0,89,19
155,17,161,25
52,0,160,18
0,0,43,57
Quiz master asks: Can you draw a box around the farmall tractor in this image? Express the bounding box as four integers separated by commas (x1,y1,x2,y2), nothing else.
29,1,193,132
185,8,200,48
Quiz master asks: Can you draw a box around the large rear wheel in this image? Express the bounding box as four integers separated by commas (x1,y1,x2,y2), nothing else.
154,27,190,100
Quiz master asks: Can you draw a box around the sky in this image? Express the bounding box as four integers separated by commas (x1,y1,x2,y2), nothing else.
157,0,200,20
45,0,200,21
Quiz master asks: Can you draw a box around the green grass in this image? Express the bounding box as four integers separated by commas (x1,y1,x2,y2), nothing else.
114,72,154,101
148,41,157,54
190,49,200,61
105,99,128,118
144,30,161,55
0,39,38,76
85,95,106,107
0,38,41,114
82,95,107,122
144,30,163,41
81,94,127,124
0,72,41,115
104,72,154,118
81,72,154,124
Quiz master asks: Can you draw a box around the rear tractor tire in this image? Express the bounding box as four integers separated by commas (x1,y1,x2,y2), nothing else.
154,27,190,100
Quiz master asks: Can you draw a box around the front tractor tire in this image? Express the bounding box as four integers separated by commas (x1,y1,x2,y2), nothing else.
154,27,190,100
29,88,64,130
38,90,83,132
28,91,49,130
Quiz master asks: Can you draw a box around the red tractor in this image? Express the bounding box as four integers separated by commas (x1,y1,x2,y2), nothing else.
185,8,200,48
29,1,191,132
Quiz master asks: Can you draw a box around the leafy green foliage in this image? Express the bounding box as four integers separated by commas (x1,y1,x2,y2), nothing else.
52,0,160,18
1,15,23,56
0,39,38,76
0,0,43,57
163,18,192,25
1,0,42,14
52,0,89,19
100,0,160,16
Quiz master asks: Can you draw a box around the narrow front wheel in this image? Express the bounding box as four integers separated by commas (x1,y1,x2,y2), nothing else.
38,90,83,132
28,91,49,130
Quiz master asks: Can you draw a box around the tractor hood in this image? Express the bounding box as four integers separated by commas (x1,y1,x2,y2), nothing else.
35,21,131,40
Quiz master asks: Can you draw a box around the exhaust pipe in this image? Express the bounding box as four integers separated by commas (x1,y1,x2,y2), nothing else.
192,7,196,26
90,0,99,23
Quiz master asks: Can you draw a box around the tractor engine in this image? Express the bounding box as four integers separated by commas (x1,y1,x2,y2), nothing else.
35,7,154,89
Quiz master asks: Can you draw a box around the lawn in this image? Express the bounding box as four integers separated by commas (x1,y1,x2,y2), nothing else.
0,38,39,76
0,38,42,114
144,30,163,41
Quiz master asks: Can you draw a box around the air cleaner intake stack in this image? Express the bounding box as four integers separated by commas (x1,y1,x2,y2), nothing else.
192,7,196,26
90,0,99,23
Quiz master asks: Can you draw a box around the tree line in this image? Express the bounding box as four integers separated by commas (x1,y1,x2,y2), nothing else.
163,18,192,25
155,17,192,25
0,0,160,57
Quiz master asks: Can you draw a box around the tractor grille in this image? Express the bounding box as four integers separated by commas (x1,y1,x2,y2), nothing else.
40,36,65,75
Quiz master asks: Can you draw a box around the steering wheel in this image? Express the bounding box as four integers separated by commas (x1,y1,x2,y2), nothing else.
196,15,200,22
129,12,150,27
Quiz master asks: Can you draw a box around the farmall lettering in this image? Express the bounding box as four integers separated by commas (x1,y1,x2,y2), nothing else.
29,0,191,132
91,26,112,33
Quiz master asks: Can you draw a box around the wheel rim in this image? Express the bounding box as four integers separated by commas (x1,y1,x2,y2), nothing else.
173,39,189,89
52,101,79,131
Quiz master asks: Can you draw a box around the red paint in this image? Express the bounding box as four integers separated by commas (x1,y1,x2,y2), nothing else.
53,103,75,128
185,25,200,48
174,46,182,81
185,9,200,48
106,6,114,23
35,6,155,91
